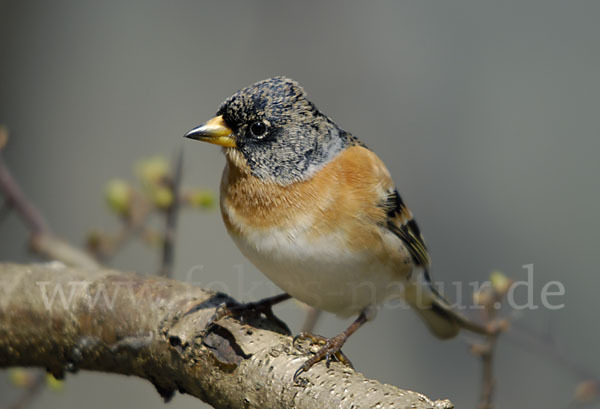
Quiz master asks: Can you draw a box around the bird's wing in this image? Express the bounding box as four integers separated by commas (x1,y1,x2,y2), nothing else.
379,188,431,267
331,145,431,267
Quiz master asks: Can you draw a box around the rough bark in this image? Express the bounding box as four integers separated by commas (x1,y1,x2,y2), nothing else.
0,262,453,409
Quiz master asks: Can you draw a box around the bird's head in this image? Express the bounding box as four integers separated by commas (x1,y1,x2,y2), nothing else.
184,77,347,184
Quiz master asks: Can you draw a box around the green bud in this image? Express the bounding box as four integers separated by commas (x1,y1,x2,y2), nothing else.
9,368,33,387
46,373,64,391
151,185,174,209
105,179,132,215
187,189,215,209
490,271,511,296
136,156,169,186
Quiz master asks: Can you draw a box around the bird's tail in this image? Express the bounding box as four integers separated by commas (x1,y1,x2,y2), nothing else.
404,270,490,339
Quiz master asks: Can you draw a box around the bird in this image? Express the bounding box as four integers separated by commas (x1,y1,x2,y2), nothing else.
184,76,488,380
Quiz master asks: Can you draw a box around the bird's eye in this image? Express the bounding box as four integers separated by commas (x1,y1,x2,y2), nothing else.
250,121,267,138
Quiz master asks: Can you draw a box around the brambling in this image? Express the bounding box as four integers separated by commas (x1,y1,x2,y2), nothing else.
184,77,487,379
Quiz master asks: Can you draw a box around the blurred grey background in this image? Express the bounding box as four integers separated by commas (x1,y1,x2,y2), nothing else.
1,1,599,408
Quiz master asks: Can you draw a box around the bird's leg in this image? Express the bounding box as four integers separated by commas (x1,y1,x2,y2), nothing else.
206,293,292,335
293,332,354,367
293,310,368,382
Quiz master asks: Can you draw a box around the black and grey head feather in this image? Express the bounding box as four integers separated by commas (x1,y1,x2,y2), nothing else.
217,77,360,184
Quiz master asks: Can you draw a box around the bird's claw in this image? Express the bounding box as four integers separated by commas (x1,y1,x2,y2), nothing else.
292,332,353,383
292,332,328,349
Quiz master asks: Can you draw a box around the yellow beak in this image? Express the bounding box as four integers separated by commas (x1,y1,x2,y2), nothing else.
183,115,236,148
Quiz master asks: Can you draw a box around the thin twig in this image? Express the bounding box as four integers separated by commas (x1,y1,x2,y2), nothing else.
0,156,51,235
0,136,99,270
476,332,498,409
0,125,8,151
508,323,596,381
469,286,507,409
89,204,152,263
30,234,99,270
159,149,183,277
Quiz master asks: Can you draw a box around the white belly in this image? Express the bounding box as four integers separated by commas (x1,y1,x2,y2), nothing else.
229,224,407,317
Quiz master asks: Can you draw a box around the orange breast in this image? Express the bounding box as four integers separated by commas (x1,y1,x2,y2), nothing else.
220,146,402,257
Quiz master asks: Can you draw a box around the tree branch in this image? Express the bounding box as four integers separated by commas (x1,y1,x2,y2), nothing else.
0,262,453,409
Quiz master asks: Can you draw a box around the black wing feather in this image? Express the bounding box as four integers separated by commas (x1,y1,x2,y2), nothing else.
381,189,431,267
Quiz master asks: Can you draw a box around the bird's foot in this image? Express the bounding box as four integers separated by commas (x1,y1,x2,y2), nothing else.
292,332,353,382
203,293,292,336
